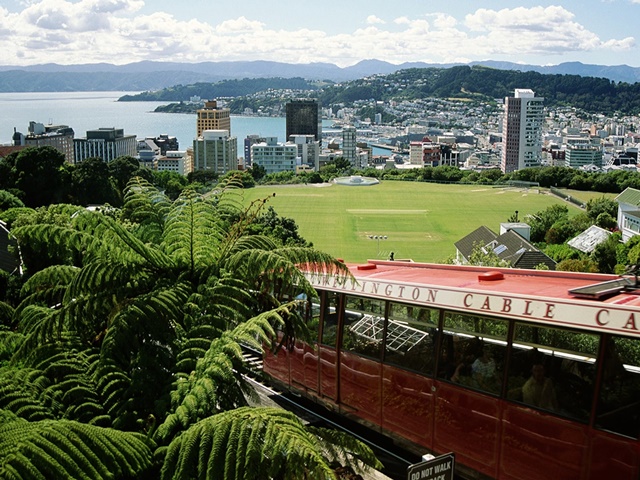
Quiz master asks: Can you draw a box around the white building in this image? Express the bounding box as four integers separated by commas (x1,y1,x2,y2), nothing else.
289,134,320,171
193,130,237,174
501,89,544,173
157,150,192,176
251,137,298,175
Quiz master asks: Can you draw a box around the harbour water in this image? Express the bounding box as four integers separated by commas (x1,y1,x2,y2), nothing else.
0,91,292,154
0,91,366,158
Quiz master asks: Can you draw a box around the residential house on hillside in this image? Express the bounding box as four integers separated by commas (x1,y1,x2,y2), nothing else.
454,223,556,270
616,187,640,242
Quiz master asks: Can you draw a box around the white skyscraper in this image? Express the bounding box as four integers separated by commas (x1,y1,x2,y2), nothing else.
501,89,544,173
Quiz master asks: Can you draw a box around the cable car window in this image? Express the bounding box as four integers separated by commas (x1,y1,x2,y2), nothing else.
384,302,438,376
596,336,640,439
320,291,340,347
438,312,508,395
341,295,386,358
507,323,598,422
303,294,320,343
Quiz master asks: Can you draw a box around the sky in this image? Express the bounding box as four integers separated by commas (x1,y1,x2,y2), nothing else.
1,0,639,68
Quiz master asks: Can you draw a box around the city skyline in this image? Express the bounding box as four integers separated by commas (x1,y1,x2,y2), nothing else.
1,0,639,68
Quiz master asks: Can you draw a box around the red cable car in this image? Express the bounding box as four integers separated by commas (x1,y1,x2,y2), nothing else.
264,261,640,480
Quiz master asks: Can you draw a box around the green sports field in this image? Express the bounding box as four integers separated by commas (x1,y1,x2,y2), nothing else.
242,181,579,263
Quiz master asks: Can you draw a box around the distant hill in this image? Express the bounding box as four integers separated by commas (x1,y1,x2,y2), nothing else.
0,59,638,93
121,65,640,116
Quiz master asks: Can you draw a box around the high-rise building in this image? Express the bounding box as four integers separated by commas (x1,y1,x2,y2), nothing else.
73,127,137,164
286,99,321,142
342,126,357,167
501,89,544,173
193,130,237,174
196,100,231,138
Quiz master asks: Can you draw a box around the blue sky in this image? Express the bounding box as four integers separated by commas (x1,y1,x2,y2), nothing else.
2,0,639,67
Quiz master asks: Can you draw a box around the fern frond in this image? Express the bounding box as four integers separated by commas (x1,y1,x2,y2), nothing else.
0,301,15,327
163,190,226,272
160,406,381,480
0,417,154,479
19,265,79,302
0,331,24,364
0,367,54,421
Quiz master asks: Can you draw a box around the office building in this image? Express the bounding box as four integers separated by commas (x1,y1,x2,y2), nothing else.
565,145,603,169
157,151,192,176
286,99,321,142
196,100,231,138
152,134,179,155
244,134,266,167
14,122,75,164
193,130,237,174
251,137,298,175
73,127,137,164
289,134,320,171
501,89,544,173
342,126,357,167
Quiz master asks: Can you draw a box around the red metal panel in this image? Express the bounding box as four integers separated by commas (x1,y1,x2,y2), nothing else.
587,431,640,480
319,345,338,401
291,341,319,393
433,382,501,479
263,347,290,385
381,364,435,448
303,344,319,392
289,340,306,388
339,352,382,425
499,404,587,480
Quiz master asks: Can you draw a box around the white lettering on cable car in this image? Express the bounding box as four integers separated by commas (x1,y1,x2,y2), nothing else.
309,276,640,336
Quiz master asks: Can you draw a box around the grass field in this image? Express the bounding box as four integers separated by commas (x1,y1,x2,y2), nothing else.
554,189,617,203
242,181,580,263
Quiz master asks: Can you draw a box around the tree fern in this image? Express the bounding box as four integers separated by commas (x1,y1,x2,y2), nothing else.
0,331,24,365
0,413,154,479
157,302,302,443
16,265,80,314
0,301,15,328
160,406,382,480
121,176,171,243
0,367,54,421
163,189,226,275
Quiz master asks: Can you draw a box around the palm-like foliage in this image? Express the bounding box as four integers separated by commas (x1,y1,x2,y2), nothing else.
0,410,153,479
160,406,383,480
2,176,365,478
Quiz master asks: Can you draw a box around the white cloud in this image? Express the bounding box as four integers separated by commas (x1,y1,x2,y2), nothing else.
0,2,635,67
462,6,627,57
366,15,385,25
